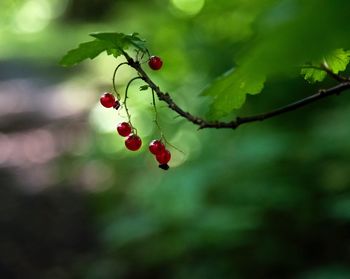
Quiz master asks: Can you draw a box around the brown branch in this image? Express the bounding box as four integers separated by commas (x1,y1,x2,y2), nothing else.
122,51,350,130
301,64,349,83
320,63,349,83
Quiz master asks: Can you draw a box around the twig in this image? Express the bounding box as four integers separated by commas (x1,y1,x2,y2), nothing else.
122,51,350,130
301,64,349,83
321,62,349,82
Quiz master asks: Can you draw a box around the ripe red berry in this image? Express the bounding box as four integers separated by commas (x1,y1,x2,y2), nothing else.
117,122,132,137
149,140,165,155
125,134,142,151
100,92,116,108
148,56,163,70
156,149,171,164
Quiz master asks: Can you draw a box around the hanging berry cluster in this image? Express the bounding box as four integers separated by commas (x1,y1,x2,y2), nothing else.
99,55,173,170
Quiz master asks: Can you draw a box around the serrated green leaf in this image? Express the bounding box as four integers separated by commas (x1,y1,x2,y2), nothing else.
325,48,350,74
90,32,128,48
60,40,115,67
60,32,147,67
90,32,147,52
106,48,123,58
203,67,265,119
301,49,350,83
127,33,147,52
301,67,327,83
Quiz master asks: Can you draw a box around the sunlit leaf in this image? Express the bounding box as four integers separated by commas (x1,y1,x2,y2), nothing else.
301,67,327,83
90,32,147,52
60,32,147,67
325,48,350,74
60,40,115,67
301,49,350,83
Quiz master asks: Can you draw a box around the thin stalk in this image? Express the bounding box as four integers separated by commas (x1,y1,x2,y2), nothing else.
151,89,163,138
112,62,128,99
124,76,143,133
152,90,185,154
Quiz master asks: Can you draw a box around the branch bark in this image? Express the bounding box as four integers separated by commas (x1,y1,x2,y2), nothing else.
122,51,350,130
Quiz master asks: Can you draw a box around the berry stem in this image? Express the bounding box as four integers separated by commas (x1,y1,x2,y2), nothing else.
123,76,143,133
151,89,185,155
135,49,151,65
112,62,128,100
151,89,163,138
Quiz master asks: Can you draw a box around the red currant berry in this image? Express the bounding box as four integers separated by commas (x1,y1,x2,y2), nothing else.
100,92,115,108
156,149,171,164
149,140,165,155
125,134,142,151
117,122,132,137
148,56,163,70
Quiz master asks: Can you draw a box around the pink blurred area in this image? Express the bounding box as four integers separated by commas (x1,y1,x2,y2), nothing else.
0,75,92,191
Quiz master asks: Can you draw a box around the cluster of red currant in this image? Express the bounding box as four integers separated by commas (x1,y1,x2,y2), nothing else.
99,55,172,170
149,140,171,170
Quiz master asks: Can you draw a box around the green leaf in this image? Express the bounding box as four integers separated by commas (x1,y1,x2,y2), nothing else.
60,32,147,67
203,67,265,119
106,48,123,58
127,33,148,52
301,49,350,83
325,48,350,74
60,40,116,67
301,67,327,83
90,32,147,52
140,85,149,91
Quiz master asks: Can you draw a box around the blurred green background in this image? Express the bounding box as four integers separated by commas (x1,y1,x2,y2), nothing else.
1,0,350,278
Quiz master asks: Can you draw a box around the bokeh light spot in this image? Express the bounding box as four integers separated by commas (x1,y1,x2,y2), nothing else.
14,0,52,33
171,0,205,16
